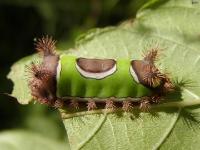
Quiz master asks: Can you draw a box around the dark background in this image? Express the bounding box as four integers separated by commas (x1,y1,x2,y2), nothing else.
0,0,147,142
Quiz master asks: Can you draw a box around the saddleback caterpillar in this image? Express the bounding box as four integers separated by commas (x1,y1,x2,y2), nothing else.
28,36,174,111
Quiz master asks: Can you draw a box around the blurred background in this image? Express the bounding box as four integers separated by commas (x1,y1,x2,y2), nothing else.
0,0,148,146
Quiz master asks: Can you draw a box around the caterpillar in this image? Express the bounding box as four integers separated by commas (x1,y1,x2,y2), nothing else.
28,36,174,111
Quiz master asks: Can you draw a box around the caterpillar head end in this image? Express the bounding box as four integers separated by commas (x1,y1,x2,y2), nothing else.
27,36,59,107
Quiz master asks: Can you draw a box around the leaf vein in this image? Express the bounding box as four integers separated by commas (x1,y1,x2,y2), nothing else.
126,29,200,53
77,114,107,150
152,108,181,149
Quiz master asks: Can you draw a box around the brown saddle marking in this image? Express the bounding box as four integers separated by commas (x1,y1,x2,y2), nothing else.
131,60,164,88
130,60,149,85
76,58,116,73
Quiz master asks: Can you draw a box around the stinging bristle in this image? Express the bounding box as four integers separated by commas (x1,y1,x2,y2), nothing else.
35,35,56,56
151,95,162,103
163,76,175,92
28,78,41,89
27,36,60,108
27,63,42,78
27,62,57,107
139,98,150,112
105,99,116,110
143,65,165,87
87,100,97,111
29,79,53,106
27,62,52,81
143,47,160,63
122,101,133,112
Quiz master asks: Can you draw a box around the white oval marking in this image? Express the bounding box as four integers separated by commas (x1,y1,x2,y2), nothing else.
56,59,61,82
130,66,139,83
76,63,117,79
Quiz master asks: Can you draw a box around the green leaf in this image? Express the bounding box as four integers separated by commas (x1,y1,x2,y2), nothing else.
0,130,68,150
7,54,40,104
60,0,200,149
8,0,200,149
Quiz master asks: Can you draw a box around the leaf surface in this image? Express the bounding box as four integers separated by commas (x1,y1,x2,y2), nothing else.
0,130,68,150
62,0,200,149
7,54,40,104
8,0,200,149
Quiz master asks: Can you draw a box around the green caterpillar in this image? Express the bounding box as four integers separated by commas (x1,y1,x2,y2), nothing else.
28,36,174,111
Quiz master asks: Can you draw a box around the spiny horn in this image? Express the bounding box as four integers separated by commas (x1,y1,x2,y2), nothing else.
26,62,52,81
143,48,160,63
35,35,56,56
143,65,165,88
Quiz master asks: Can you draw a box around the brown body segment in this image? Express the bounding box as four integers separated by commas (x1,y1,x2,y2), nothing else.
76,58,116,73
28,36,61,107
131,60,149,85
131,60,164,87
131,58,174,93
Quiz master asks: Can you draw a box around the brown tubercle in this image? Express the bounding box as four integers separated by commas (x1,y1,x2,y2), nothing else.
143,47,160,64
87,100,97,111
122,101,133,112
28,36,59,107
131,60,164,88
